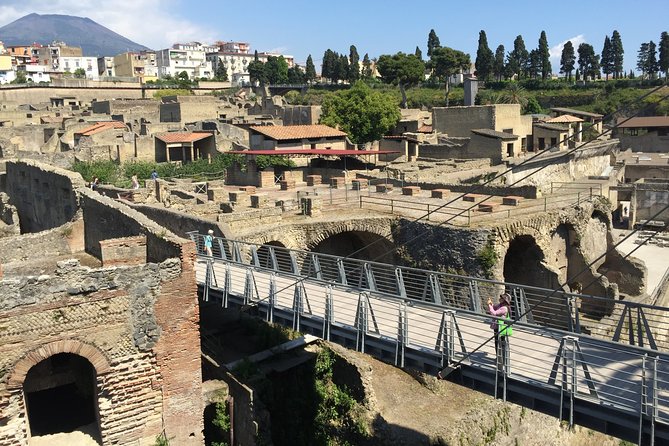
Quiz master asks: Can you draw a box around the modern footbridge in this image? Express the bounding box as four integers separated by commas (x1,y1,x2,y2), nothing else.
190,233,669,444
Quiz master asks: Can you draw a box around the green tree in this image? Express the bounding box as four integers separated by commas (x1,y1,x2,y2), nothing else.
611,30,624,79
362,53,372,78
305,54,317,83
427,29,441,58
428,46,470,106
335,54,349,83
538,31,551,80
659,31,669,79
247,60,266,85
377,52,425,108
265,55,289,84
493,45,506,81
578,43,600,81
527,49,541,79
646,41,659,79
214,60,228,81
287,65,305,84
507,35,529,79
560,40,576,81
10,70,27,84
321,49,335,81
177,71,189,81
415,46,423,60
601,35,613,80
475,30,494,80
73,68,86,78
348,45,360,83
320,81,400,144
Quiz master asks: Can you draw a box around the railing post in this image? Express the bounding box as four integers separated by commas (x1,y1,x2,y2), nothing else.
356,293,369,353
323,285,334,341
292,283,304,332
577,192,580,205
391,199,394,214
544,196,547,211
267,273,276,323
652,355,658,445
467,209,471,226
639,355,647,446
427,203,430,221
395,303,408,368
221,264,231,308
570,337,576,428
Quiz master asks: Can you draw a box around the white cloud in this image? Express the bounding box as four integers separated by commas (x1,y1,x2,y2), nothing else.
549,34,586,66
0,0,220,50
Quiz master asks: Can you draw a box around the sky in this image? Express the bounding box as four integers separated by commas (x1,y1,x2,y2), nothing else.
0,0,667,73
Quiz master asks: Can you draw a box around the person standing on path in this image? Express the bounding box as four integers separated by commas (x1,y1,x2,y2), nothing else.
488,293,512,369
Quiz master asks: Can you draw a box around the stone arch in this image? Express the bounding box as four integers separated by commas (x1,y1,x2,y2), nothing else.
591,209,610,228
256,241,294,272
7,339,111,389
309,229,396,263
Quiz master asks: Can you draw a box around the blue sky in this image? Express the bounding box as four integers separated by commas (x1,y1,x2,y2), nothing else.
0,0,667,73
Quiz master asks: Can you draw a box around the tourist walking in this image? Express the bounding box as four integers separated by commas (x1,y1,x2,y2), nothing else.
131,174,140,189
204,229,214,256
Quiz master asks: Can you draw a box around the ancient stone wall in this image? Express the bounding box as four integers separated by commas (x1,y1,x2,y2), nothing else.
100,235,147,266
0,220,82,266
432,105,495,137
130,203,229,239
0,86,144,105
6,160,85,233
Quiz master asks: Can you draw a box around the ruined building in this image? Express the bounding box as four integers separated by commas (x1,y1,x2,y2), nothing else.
0,160,203,445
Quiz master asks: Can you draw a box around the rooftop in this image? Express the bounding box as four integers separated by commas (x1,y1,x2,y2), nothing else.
77,121,127,136
546,114,584,124
535,123,570,132
156,132,213,144
616,116,669,129
551,107,603,119
249,125,347,141
471,128,519,140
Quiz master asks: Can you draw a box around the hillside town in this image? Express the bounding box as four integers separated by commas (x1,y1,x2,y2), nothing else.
0,10,669,446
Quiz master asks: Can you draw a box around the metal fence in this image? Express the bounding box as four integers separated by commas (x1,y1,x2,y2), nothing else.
189,233,669,352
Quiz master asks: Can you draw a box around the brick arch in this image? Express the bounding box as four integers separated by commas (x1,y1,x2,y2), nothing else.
6,339,112,389
305,221,394,250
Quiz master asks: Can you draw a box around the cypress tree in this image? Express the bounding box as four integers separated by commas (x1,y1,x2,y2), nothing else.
348,45,360,83
305,54,317,83
611,30,624,79
601,36,613,80
475,30,494,80
659,31,669,79
560,41,576,81
538,31,551,80
493,45,506,81
427,29,440,57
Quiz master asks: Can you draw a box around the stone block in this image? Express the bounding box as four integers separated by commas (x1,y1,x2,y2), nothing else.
402,186,421,196
302,196,322,216
463,193,483,202
352,179,368,190
503,195,523,206
229,191,251,206
330,177,347,189
251,193,270,209
478,203,500,212
431,189,450,199
306,175,322,186
207,187,227,202
280,180,295,191
375,184,393,193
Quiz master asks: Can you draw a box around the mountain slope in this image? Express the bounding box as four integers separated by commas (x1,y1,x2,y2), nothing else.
0,13,151,57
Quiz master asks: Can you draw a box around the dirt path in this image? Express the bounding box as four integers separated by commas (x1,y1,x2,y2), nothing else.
332,344,622,446
28,423,100,446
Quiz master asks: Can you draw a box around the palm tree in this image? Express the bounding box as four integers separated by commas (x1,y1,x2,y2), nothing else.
503,83,528,108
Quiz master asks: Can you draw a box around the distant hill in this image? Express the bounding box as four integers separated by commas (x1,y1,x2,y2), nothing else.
0,13,151,57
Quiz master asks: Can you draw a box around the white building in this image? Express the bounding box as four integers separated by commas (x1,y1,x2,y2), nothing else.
206,42,295,87
24,65,51,83
155,42,215,80
59,56,100,80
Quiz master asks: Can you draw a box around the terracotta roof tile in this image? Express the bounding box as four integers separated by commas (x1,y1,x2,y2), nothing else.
546,114,583,123
78,121,127,136
156,132,213,143
249,125,347,141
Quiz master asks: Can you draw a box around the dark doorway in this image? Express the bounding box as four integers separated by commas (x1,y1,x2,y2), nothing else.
24,353,100,438
311,231,394,263
257,241,294,272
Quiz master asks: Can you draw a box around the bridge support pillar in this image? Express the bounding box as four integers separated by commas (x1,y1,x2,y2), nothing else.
356,293,370,353
323,286,334,341
395,303,408,368
267,273,276,323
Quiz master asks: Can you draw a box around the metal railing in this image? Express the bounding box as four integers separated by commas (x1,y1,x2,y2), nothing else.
189,234,669,352
193,245,669,443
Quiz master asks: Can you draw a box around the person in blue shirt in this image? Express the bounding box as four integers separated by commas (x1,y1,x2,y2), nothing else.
204,229,214,256
151,170,159,180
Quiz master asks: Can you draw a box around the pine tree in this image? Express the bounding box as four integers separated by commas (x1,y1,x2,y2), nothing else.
214,59,228,81
611,30,624,79
348,45,360,83
637,42,650,80
322,49,335,81
646,41,659,79
305,54,317,83
362,53,372,78
601,36,613,80
578,43,600,81
493,45,506,81
508,35,529,79
538,31,551,80
427,29,441,58
415,46,423,61
475,30,494,80
335,54,349,83
659,31,669,79
560,41,576,81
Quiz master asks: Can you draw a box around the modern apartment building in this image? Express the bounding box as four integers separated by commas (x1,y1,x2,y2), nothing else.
155,42,215,79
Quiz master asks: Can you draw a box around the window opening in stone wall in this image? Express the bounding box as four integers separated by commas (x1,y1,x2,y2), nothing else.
23,353,101,440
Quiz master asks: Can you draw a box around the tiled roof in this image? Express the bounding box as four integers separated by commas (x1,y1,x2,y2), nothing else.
249,125,347,141
546,114,583,123
535,123,570,132
471,128,519,140
78,121,127,136
616,116,669,128
156,132,213,143
417,124,433,133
